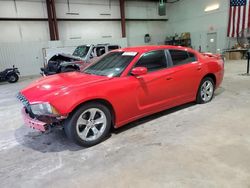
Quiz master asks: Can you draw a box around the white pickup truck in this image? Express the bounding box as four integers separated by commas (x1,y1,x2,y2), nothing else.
41,44,120,76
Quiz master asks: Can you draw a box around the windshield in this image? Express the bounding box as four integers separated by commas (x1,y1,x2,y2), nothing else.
72,45,90,58
83,52,136,77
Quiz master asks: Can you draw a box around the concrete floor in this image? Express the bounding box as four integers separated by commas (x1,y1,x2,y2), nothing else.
0,61,250,188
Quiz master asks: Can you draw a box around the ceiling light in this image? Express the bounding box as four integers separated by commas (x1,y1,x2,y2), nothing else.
204,4,220,12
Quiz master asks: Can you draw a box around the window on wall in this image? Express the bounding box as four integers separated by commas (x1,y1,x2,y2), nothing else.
169,50,197,66
134,50,167,72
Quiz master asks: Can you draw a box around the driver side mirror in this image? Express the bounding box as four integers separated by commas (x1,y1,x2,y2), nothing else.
131,67,147,76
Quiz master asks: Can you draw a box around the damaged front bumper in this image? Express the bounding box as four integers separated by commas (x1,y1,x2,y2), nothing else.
21,108,48,132
21,108,66,132
18,93,66,132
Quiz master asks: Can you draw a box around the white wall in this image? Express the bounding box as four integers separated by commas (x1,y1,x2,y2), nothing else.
0,0,168,45
125,1,167,46
56,0,121,41
0,41,46,76
58,21,122,40
0,0,168,76
0,21,50,42
0,38,128,76
0,0,49,42
126,21,166,46
57,0,167,45
0,0,47,18
166,0,232,52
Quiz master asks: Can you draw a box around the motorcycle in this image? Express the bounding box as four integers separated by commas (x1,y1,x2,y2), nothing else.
0,65,20,83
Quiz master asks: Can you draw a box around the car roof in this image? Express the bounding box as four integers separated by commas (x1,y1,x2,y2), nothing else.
115,45,195,53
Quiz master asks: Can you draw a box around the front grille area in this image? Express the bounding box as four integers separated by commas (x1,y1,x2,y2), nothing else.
16,92,29,107
17,92,36,118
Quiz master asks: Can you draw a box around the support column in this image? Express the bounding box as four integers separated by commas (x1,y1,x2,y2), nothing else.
51,0,59,40
119,0,126,38
46,0,59,40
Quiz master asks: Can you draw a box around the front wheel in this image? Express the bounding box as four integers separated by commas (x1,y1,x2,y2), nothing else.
196,77,215,104
7,73,19,83
64,102,112,147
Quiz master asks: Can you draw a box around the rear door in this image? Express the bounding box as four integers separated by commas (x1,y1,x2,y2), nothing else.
167,49,202,100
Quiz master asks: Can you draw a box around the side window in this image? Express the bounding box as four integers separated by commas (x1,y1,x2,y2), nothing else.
188,52,197,62
108,45,120,51
169,50,197,66
135,50,167,72
96,47,106,57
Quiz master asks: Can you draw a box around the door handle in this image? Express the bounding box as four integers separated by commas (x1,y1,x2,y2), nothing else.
197,62,202,70
166,77,173,80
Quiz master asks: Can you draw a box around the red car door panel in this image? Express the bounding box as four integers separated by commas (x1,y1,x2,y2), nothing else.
169,61,202,100
112,71,176,127
133,69,176,111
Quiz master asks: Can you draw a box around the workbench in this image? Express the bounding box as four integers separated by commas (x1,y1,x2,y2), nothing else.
224,49,247,60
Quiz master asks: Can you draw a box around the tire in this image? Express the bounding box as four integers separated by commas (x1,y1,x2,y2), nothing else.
196,77,215,104
64,102,112,147
7,73,19,83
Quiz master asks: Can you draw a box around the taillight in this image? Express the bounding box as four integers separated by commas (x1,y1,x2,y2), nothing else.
220,59,224,68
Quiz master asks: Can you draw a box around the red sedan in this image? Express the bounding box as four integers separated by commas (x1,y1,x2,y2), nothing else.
17,45,224,147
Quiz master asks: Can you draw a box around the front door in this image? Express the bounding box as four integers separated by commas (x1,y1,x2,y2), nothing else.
131,50,175,112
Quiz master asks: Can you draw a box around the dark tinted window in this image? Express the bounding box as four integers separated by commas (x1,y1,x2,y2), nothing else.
188,52,197,62
96,47,106,57
169,50,197,66
108,45,120,51
135,50,167,72
84,52,135,77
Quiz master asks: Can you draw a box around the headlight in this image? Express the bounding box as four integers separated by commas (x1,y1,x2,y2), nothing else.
30,102,59,116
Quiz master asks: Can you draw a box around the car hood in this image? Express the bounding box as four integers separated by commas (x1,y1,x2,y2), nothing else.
21,72,110,103
57,53,83,61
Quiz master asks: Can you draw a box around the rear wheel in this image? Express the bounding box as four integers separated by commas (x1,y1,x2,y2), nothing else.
196,77,215,104
64,102,111,147
7,73,19,83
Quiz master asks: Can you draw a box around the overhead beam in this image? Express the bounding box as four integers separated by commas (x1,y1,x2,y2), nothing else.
0,18,168,21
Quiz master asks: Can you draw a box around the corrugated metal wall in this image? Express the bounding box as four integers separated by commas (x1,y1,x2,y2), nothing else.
0,42,46,76
0,38,128,77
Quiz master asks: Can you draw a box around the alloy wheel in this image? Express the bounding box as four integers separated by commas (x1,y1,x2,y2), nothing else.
76,108,107,141
201,80,214,102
